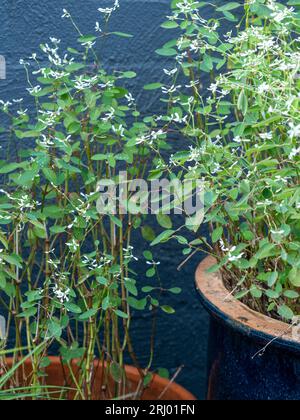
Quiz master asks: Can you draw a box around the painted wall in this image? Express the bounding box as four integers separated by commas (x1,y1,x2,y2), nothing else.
0,0,211,399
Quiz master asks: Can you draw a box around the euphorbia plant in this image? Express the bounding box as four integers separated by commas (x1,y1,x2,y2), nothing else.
149,0,300,322
0,3,175,400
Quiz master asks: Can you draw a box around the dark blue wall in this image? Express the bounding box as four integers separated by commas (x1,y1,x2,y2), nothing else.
0,0,210,399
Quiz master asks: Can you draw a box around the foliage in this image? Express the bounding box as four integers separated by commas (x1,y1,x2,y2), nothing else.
0,3,175,400
149,0,300,321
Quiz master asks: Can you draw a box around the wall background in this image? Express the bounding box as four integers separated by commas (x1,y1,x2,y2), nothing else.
0,0,215,399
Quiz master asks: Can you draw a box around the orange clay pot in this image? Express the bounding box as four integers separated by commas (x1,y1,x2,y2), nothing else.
5,357,196,400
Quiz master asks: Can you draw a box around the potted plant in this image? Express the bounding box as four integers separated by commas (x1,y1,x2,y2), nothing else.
148,0,300,400
0,3,195,400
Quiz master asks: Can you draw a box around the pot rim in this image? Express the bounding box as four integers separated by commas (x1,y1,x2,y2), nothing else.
195,256,300,355
6,356,196,401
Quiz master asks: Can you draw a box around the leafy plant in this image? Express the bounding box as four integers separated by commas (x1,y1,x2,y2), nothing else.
0,3,176,400
149,0,300,321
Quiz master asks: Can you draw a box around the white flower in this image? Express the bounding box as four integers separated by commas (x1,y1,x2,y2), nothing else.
161,84,181,95
188,146,201,162
62,9,70,18
177,0,198,14
66,239,80,253
219,239,228,252
112,124,125,137
53,284,70,304
289,147,300,160
13,98,23,103
0,100,12,111
257,82,271,94
270,229,285,235
257,38,276,51
26,85,42,95
125,93,135,106
233,136,250,143
102,107,115,122
208,82,218,94
17,109,28,117
99,80,114,89
288,122,300,138
170,113,188,124
50,37,61,45
271,7,294,23
228,252,245,262
190,39,201,53
98,0,119,16
19,59,28,66
95,22,102,32
123,246,138,261
73,75,98,91
259,132,273,140
146,260,161,266
163,68,178,77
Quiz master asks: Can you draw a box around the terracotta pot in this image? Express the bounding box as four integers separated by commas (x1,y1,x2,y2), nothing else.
6,357,196,401
196,256,300,401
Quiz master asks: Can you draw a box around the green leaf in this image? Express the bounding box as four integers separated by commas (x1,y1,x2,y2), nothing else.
250,287,262,299
110,363,123,383
128,297,147,310
157,368,169,379
50,226,66,234
235,290,249,300
155,48,177,57
212,226,223,243
78,35,97,43
216,2,241,12
0,163,21,174
267,272,278,288
284,290,299,299
237,90,248,116
141,226,156,242
161,21,179,29
144,83,163,91
289,268,300,287
0,273,6,289
142,286,155,293
156,214,172,229
255,243,276,260
122,71,137,79
42,167,58,185
114,309,129,319
150,230,175,247
17,307,37,318
65,303,82,314
2,254,22,269
146,268,156,278
79,309,98,320
48,321,62,339
124,279,138,296
143,250,153,260
161,305,175,314
96,276,108,286
169,287,182,295
109,215,122,228
40,357,51,369
111,32,133,38
143,373,153,387
278,305,294,320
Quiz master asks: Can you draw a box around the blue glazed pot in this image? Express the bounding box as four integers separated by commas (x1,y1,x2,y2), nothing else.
196,257,300,401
